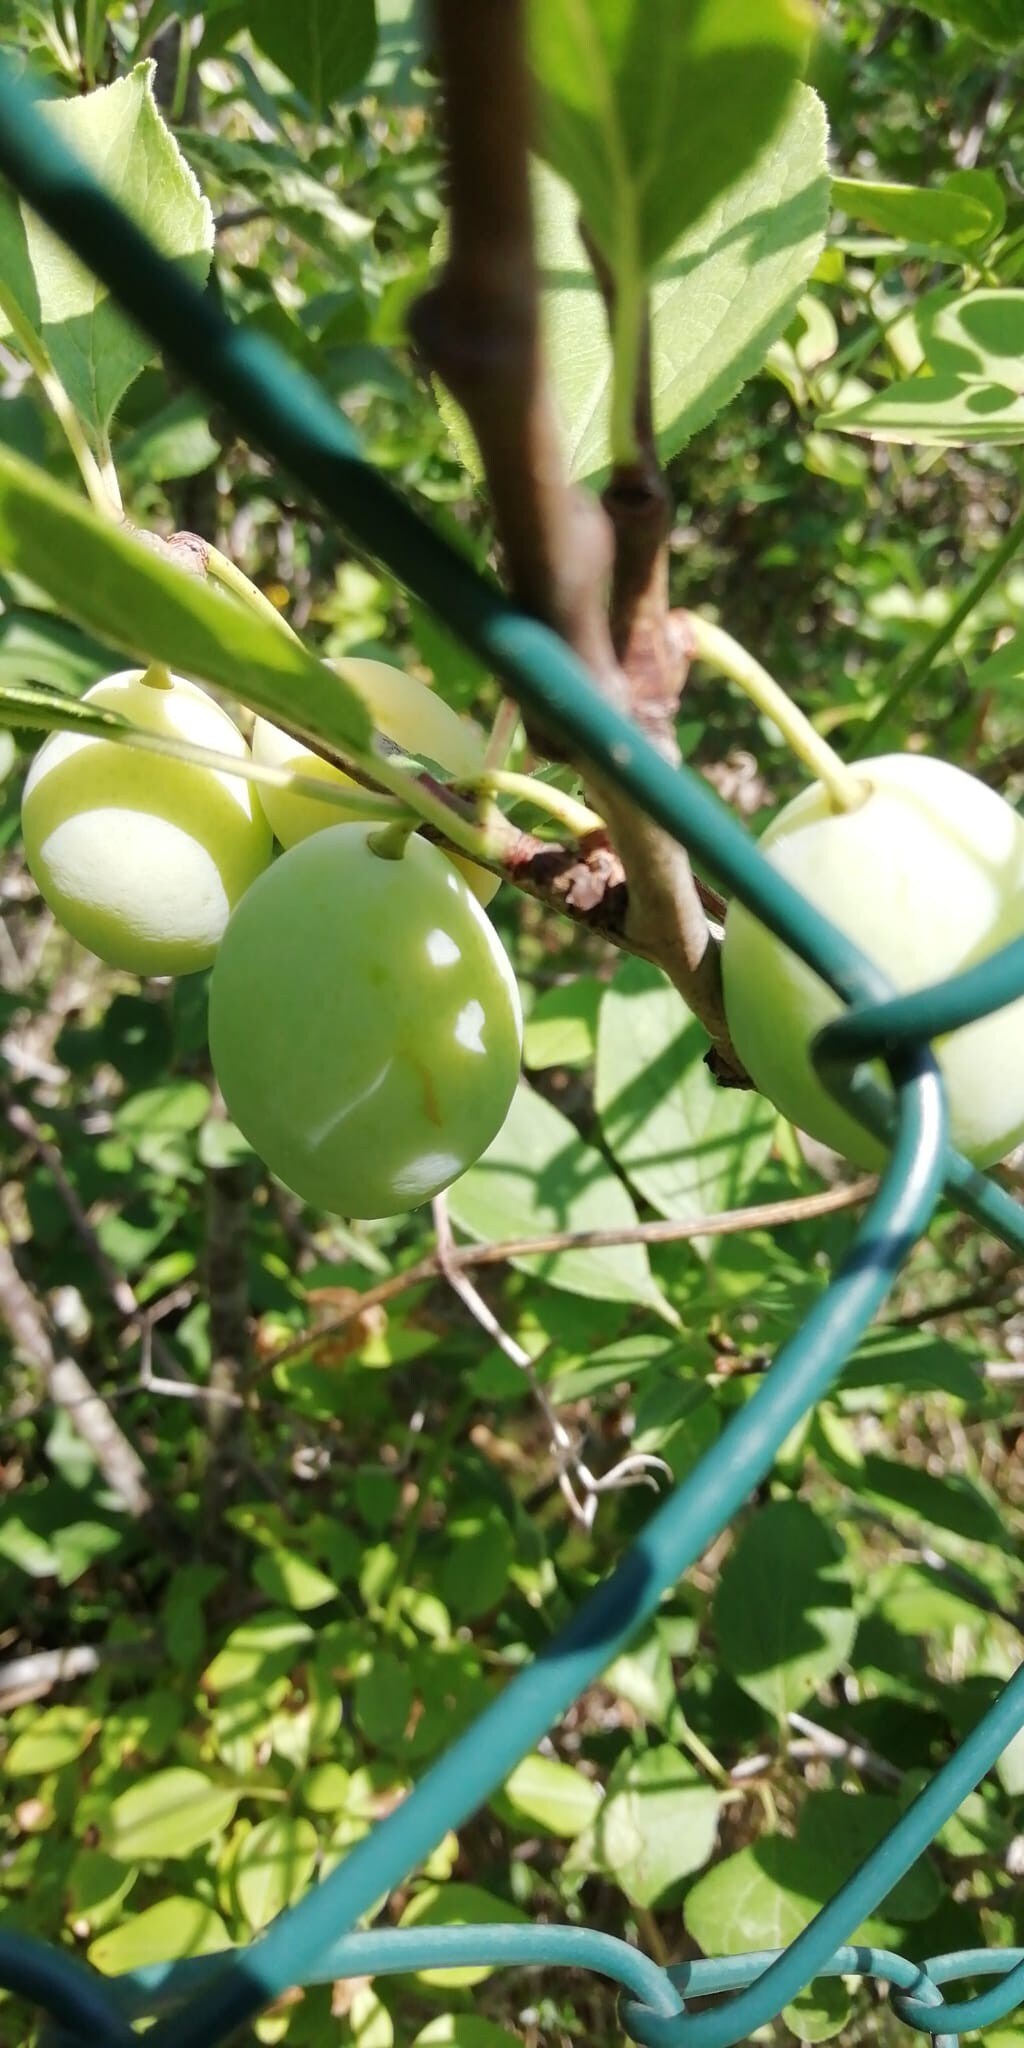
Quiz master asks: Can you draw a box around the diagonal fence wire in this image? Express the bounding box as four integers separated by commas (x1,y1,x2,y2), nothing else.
0,58,1022,2048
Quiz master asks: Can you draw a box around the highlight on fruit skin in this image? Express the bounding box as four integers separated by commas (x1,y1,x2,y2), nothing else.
721,752,1024,1170
21,667,272,977
251,654,501,906
208,822,522,1219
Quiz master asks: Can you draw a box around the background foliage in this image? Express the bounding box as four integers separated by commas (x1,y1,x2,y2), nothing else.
1,3,1023,2045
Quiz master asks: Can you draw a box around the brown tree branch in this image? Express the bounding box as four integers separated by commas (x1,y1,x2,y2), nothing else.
259,1176,876,1377
409,0,737,1067
0,1237,153,1517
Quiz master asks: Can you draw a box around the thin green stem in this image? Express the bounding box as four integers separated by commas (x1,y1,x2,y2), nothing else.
464,768,604,840
686,613,869,812
852,497,1024,754
0,284,119,519
204,543,303,641
483,696,521,770
83,0,102,86
0,690,408,820
171,21,194,121
94,426,123,517
609,268,644,468
383,1397,472,1633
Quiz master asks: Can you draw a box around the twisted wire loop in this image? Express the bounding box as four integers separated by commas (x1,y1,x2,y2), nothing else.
0,56,1023,2048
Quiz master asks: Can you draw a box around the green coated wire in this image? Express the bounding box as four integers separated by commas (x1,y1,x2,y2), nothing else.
0,56,1022,2048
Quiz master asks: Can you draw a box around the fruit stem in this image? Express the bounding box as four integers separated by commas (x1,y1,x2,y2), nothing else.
686,613,870,813
462,769,604,841
204,544,305,642
139,663,174,692
367,819,416,861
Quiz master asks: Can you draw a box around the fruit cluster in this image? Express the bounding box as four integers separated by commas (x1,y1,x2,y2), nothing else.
21,662,522,1218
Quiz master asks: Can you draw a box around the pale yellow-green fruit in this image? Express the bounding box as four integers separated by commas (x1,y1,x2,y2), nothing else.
251,656,501,906
721,752,1024,1169
21,668,272,976
209,825,522,1218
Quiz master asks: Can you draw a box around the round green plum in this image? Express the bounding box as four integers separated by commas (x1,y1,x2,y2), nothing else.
208,822,522,1217
721,752,1024,1169
251,655,501,906
21,667,271,976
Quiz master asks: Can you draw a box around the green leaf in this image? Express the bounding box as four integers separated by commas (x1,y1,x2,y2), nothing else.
448,1083,676,1318
857,1455,1009,1547
252,1547,340,1612
996,1722,1024,1798
971,624,1024,694
438,1505,514,1623
446,90,827,485
88,1895,231,1973
603,1628,676,1728
353,1649,414,1748
596,958,776,1233
0,448,373,756
4,1705,96,1776
248,0,378,113
577,83,826,475
839,1326,983,1404
819,288,1024,446
117,1080,210,1140
784,1979,852,2043
500,1754,602,1837
234,1812,318,1930
576,1745,719,1906
101,1767,239,1861
832,172,1004,250
117,392,220,485
302,1762,353,1813
414,2020,521,2048
714,1501,858,1720
179,129,374,267
523,978,601,1070
0,605,119,693
909,0,1023,48
686,1792,940,1959
0,65,212,443
399,1883,528,1988
65,1849,137,1937
202,1611,314,1695
528,0,813,278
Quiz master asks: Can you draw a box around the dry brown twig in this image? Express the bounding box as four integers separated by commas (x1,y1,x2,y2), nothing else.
261,1177,876,1380
0,1235,153,1516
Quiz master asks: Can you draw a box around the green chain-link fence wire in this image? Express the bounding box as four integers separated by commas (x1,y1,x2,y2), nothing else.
1,57,1024,2048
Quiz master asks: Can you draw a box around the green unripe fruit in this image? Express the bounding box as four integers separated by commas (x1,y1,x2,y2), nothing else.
251,656,501,906
21,668,271,976
722,753,1024,1169
208,823,522,1217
